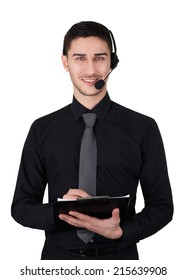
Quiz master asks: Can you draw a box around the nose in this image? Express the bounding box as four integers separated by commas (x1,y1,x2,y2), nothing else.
84,59,97,76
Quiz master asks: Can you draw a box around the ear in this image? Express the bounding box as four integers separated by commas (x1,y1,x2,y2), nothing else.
61,55,69,72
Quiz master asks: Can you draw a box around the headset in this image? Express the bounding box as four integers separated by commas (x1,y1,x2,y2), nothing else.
109,29,119,70
94,29,119,90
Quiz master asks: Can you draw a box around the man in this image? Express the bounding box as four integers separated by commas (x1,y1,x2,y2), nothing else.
11,21,173,260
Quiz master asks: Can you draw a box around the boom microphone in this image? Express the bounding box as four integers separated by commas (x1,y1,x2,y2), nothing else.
94,70,113,90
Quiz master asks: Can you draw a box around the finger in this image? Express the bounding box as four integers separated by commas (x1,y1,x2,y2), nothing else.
59,213,70,220
70,189,91,197
112,208,120,221
59,212,88,222
59,213,89,228
68,211,92,221
62,194,78,199
59,214,79,226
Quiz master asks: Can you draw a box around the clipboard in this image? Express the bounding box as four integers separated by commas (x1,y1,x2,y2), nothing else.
53,195,130,220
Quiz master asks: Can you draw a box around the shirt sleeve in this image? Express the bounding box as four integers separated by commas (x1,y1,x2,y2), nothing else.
120,118,173,246
11,121,55,231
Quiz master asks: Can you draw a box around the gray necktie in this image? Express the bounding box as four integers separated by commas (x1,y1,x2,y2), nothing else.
77,113,97,243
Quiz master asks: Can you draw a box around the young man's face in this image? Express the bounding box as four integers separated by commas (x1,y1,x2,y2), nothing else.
62,36,111,97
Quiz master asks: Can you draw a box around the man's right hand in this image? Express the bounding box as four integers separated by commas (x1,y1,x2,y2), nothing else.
63,188,91,200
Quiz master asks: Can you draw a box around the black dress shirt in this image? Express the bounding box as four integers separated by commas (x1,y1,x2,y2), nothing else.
11,93,173,259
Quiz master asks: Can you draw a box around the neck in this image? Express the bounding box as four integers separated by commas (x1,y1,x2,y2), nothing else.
74,89,107,109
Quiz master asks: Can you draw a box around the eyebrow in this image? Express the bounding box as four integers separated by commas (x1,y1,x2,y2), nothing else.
72,52,108,57
95,53,108,56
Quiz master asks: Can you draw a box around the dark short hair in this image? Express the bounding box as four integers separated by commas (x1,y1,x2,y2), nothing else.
62,21,112,55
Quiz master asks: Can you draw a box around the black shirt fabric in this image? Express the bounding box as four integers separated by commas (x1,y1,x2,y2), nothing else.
11,93,173,259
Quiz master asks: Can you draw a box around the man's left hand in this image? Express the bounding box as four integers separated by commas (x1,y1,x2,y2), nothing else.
59,208,123,240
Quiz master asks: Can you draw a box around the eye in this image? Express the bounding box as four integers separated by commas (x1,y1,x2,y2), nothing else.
95,56,105,61
75,56,86,61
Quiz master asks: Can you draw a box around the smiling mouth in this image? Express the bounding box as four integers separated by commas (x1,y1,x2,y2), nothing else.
82,78,99,85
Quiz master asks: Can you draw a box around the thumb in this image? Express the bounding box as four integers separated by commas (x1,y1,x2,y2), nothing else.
112,208,120,221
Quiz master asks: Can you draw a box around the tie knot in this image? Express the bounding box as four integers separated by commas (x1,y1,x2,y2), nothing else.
82,113,97,128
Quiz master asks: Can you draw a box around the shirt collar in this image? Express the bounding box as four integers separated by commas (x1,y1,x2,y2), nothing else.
71,92,112,121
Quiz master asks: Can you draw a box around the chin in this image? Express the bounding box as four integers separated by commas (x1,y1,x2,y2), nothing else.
80,90,102,97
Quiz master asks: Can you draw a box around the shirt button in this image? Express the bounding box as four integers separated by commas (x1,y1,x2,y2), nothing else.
90,239,94,243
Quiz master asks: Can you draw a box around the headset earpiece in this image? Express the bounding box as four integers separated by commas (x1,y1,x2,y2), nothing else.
111,52,119,69
109,30,119,70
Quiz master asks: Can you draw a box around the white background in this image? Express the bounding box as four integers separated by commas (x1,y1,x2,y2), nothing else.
0,0,185,278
